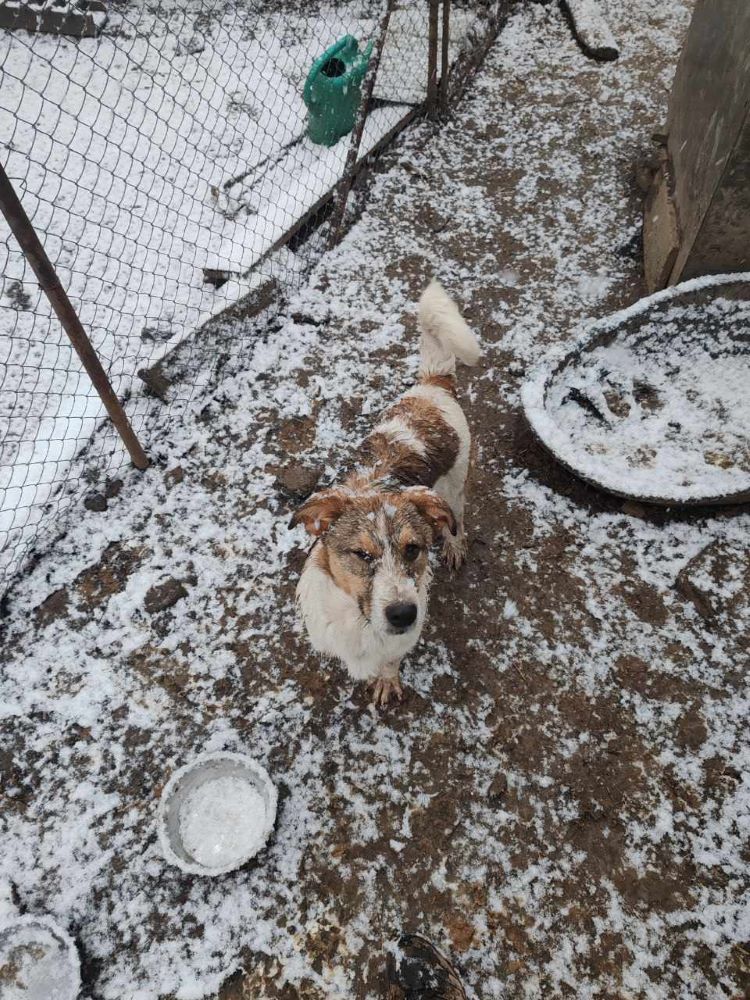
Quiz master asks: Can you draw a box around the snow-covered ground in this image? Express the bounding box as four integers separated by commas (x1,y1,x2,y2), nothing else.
2,2,749,999
1,0,480,584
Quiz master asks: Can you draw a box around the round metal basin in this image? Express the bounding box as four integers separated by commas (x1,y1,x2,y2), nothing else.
522,273,750,506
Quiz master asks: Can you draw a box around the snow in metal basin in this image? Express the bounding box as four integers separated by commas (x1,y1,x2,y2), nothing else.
521,273,750,505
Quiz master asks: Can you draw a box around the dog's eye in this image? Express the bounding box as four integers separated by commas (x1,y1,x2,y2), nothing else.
352,549,374,563
403,544,421,562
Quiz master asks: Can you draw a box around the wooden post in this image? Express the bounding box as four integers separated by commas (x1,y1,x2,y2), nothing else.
440,0,451,110
327,0,396,248
667,0,750,284
427,0,440,114
644,0,750,289
0,162,149,470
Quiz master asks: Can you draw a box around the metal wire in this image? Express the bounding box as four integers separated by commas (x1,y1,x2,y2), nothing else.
0,0,499,595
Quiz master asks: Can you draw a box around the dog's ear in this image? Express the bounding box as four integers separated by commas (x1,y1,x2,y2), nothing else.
289,489,349,537
404,487,457,539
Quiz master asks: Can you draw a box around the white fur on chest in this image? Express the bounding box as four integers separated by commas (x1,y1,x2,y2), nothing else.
296,562,429,680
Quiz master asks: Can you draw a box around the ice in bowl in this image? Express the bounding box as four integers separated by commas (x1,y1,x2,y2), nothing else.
157,752,277,876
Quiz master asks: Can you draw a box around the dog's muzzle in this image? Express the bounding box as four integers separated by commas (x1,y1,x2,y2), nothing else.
385,601,418,633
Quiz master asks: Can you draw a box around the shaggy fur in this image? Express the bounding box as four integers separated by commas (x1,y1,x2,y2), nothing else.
292,281,481,705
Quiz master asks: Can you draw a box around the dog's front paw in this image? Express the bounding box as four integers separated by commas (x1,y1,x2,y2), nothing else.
370,676,404,708
441,531,467,571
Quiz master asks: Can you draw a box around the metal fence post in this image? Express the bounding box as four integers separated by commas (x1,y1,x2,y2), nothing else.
440,0,451,110
427,0,440,113
327,0,396,248
0,162,149,471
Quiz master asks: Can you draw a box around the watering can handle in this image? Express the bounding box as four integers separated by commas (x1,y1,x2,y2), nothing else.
304,35,353,107
303,35,374,108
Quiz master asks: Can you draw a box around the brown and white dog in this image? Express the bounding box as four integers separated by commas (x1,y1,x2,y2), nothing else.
291,281,481,705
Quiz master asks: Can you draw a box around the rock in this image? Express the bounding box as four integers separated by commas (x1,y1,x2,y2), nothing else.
144,578,188,614
424,207,448,234
34,587,70,627
200,470,228,493
488,772,508,803
676,704,708,750
105,478,124,499
275,462,322,499
446,913,475,952
165,466,185,489
675,540,749,623
84,492,108,512
185,33,205,55
74,542,147,613
277,414,317,454
6,279,32,311
137,363,171,402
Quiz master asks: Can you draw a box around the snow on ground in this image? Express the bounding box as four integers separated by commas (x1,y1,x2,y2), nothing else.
2,1,749,999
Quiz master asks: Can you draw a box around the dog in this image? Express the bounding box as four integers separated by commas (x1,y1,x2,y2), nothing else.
291,281,481,706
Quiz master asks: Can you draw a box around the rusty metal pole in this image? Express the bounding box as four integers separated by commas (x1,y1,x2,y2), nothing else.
0,162,149,470
327,0,396,248
439,0,451,110
427,0,440,114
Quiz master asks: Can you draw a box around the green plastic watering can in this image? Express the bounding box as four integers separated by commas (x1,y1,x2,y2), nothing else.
303,35,374,147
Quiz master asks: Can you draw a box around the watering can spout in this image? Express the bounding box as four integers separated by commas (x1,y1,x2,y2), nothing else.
303,35,375,147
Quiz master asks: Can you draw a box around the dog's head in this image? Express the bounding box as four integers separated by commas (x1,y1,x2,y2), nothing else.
290,487,455,637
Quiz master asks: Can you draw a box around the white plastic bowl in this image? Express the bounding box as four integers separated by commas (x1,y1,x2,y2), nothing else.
157,751,277,875
0,914,80,1000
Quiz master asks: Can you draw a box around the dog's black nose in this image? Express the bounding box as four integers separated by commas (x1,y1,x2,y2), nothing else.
385,602,418,630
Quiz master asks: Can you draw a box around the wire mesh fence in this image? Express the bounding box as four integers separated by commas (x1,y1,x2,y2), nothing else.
0,0,503,596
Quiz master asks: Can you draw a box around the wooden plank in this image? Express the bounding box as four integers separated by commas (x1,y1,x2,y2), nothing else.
643,162,679,294
665,0,750,283
681,114,750,281
559,0,619,62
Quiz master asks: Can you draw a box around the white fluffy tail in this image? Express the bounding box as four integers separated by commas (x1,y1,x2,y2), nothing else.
418,280,481,375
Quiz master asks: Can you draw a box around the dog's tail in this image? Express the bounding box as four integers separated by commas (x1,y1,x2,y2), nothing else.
418,280,481,376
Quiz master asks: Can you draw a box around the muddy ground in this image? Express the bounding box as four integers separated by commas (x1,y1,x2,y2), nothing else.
2,2,749,998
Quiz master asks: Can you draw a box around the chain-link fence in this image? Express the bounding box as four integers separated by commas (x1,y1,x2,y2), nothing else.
0,0,504,597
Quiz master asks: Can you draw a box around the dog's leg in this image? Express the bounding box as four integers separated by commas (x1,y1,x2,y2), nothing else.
370,661,403,707
442,489,467,571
